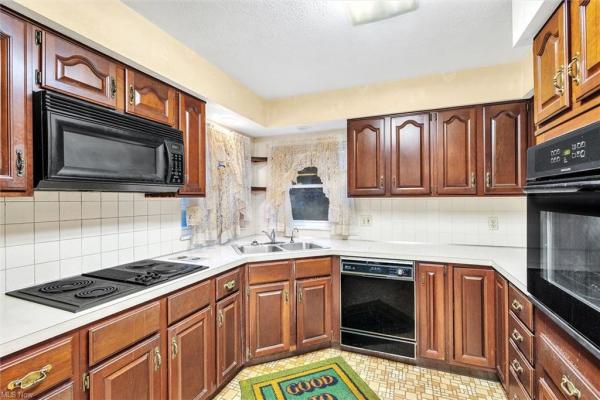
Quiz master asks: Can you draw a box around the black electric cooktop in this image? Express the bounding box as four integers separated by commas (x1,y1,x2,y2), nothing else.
7,259,209,312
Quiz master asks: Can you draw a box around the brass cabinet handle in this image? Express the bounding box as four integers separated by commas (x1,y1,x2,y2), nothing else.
511,329,523,342
16,149,25,177
171,337,178,359
153,347,162,371
567,53,581,85
298,289,303,304
470,172,476,188
128,85,135,105
560,375,582,399
7,364,52,390
217,310,224,328
511,299,523,312
379,175,384,188
485,172,491,188
223,280,236,291
511,359,523,374
553,66,565,96
284,289,289,304
110,77,117,98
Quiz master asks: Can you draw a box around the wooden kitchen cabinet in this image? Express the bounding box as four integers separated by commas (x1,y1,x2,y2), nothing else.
416,263,447,361
0,10,32,194
88,334,162,400
450,266,496,369
167,306,214,400
125,68,177,127
569,0,600,103
177,93,206,196
248,281,292,359
482,102,528,195
390,113,431,195
215,291,242,387
434,107,478,195
296,277,332,351
347,117,386,196
494,273,509,389
40,31,120,109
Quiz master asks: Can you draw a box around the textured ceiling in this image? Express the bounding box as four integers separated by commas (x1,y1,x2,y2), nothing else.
124,0,528,99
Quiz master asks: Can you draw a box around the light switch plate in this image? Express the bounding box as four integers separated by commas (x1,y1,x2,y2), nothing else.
360,215,373,226
488,216,499,231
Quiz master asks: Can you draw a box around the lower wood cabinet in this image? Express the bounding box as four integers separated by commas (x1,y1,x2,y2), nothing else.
416,263,447,361
495,273,509,389
296,277,332,351
216,291,242,387
89,334,162,400
248,281,292,358
36,383,74,400
167,306,214,400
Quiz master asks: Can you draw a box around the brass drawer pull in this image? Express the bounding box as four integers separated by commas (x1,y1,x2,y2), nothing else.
110,76,117,98
511,359,523,374
511,329,523,342
7,364,52,390
560,375,581,399
470,172,476,188
223,280,236,291
217,310,224,328
153,347,162,371
171,337,178,359
128,85,135,105
511,299,523,312
568,53,581,85
485,172,491,188
553,66,565,96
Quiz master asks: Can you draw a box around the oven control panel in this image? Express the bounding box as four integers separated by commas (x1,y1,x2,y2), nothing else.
342,259,414,280
168,142,184,184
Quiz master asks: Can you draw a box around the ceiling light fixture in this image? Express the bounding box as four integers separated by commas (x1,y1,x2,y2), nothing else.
345,0,419,26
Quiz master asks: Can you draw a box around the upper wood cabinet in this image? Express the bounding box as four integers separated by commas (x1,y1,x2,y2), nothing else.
390,114,431,195
494,274,509,390
347,117,386,196
570,0,600,102
416,263,447,361
40,31,120,109
0,10,31,194
434,108,478,195
296,277,332,351
125,68,177,127
482,102,528,195
215,292,242,387
167,306,214,400
178,93,206,196
450,266,496,369
533,2,570,125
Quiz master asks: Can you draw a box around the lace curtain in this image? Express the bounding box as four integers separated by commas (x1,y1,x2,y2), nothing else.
189,122,251,245
265,136,353,237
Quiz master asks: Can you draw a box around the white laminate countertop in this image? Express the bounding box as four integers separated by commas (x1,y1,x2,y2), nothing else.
0,237,527,358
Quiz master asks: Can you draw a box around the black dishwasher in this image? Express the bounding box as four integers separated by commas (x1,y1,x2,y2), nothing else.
340,257,416,359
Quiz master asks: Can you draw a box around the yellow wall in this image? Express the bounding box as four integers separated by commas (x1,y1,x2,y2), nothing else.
8,0,533,130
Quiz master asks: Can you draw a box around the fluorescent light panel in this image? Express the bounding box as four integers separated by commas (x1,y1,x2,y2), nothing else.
346,0,419,25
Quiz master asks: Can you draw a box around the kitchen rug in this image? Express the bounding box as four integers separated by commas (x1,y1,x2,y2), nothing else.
239,356,380,400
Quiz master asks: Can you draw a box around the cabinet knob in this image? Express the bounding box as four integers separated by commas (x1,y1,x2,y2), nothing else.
511,359,523,374
511,329,523,342
223,280,236,291
511,299,523,312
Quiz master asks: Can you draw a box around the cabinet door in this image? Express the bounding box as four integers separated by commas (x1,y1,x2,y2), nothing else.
297,277,332,351
347,118,386,196
435,108,478,195
248,281,292,359
178,93,206,196
168,307,214,400
538,378,562,400
570,0,600,101
483,102,528,195
89,335,162,400
125,68,177,126
41,31,119,108
390,114,431,195
494,274,509,389
0,11,30,193
533,2,570,125
416,263,446,360
216,292,242,387
451,267,496,368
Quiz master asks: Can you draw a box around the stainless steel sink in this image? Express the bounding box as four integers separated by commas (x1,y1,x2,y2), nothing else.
232,241,325,254
278,242,324,251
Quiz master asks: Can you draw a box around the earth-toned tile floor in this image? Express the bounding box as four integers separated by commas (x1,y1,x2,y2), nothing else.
214,348,507,400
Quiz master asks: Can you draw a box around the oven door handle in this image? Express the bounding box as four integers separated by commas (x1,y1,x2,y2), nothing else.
341,270,414,281
524,181,600,194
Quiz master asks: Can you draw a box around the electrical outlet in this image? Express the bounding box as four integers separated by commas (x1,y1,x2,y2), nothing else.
488,216,499,231
360,215,373,226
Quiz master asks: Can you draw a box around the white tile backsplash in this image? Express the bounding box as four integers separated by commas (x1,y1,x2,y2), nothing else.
0,192,189,293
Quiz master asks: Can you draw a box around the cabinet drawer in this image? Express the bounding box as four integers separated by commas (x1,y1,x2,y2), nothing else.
295,257,331,279
508,285,534,331
248,260,292,285
0,335,75,399
168,279,213,325
88,301,160,365
538,333,600,400
216,268,241,301
508,311,534,365
508,367,531,400
37,382,74,400
509,339,534,398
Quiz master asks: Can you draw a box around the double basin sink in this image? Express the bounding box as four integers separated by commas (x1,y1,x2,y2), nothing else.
233,241,325,255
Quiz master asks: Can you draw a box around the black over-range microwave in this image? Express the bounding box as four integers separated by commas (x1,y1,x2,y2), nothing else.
34,90,184,193
525,120,600,357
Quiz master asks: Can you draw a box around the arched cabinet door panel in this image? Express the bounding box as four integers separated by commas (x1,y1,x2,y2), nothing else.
347,117,386,196
125,68,177,127
570,0,600,102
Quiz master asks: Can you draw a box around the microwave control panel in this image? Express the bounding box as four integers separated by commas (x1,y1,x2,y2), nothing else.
168,142,184,184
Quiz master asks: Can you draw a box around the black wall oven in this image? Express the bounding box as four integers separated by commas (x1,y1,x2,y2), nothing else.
526,121,600,354
34,90,184,192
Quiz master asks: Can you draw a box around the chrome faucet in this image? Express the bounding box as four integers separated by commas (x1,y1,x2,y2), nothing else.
290,227,299,243
262,229,276,244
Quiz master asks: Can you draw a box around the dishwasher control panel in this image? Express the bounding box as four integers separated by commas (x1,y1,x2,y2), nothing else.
341,258,414,280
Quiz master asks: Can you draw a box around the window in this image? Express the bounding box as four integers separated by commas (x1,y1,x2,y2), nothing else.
289,167,330,230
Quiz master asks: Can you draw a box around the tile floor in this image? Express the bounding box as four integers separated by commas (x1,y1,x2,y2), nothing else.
214,348,507,400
